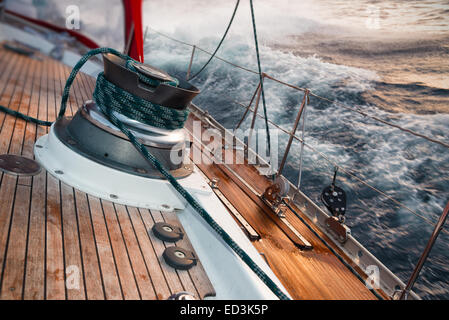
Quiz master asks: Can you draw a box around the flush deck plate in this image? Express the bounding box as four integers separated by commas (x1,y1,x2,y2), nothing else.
0,154,41,176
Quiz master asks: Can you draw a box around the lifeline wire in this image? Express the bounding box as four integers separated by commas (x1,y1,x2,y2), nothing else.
187,0,240,81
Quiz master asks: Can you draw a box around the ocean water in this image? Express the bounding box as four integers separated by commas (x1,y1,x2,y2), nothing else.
142,0,449,299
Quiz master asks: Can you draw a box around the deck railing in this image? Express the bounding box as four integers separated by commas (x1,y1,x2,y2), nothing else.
144,26,449,298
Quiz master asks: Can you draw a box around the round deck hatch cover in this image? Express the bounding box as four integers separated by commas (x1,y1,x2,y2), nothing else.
152,222,184,242
0,154,41,176
163,246,197,270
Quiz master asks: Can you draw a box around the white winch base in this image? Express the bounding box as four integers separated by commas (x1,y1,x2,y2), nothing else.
34,124,211,212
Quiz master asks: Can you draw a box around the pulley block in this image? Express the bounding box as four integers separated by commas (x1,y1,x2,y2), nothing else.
320,167,347,220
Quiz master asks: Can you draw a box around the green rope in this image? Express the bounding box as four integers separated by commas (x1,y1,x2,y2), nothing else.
0,104,53,126
0,48,114,127
0,47,291,300
249,0,271,160
93,73,188,130
187,0,240,81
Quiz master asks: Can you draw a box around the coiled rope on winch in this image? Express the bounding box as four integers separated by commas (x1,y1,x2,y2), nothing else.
93,72,187,130
0,47,291,300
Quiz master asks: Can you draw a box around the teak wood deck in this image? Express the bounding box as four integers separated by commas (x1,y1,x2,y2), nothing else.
0,44,385,300
0,46,215,300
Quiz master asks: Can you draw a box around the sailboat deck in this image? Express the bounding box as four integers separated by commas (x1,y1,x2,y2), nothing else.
0,46,215,300
0,44,388,300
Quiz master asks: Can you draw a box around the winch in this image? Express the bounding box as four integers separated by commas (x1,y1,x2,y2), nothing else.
34,53,210,211
55,54,199,178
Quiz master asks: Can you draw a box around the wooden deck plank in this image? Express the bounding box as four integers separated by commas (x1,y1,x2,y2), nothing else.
56,61,72,116
73,190,105,300
56,60,77,117
81,71,96,94
71,64,92,107
0,53,30,296
100,200,140,300
55,58,108,301
45,173,65,299
77,71,95,102
0,49,9,71
23,56,47,300
114,204,157,300
87,195,122,300
0,185,31,299
52,58,88,300
67,64,86,101
0,52,22,113
17,55,42,187
60,182,86,299
0,55,28,153
49,59,62,117
45,58,66,300
0,174,19,285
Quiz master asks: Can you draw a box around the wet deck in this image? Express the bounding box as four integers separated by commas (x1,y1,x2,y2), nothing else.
0,46,215,300
185,114,385,300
